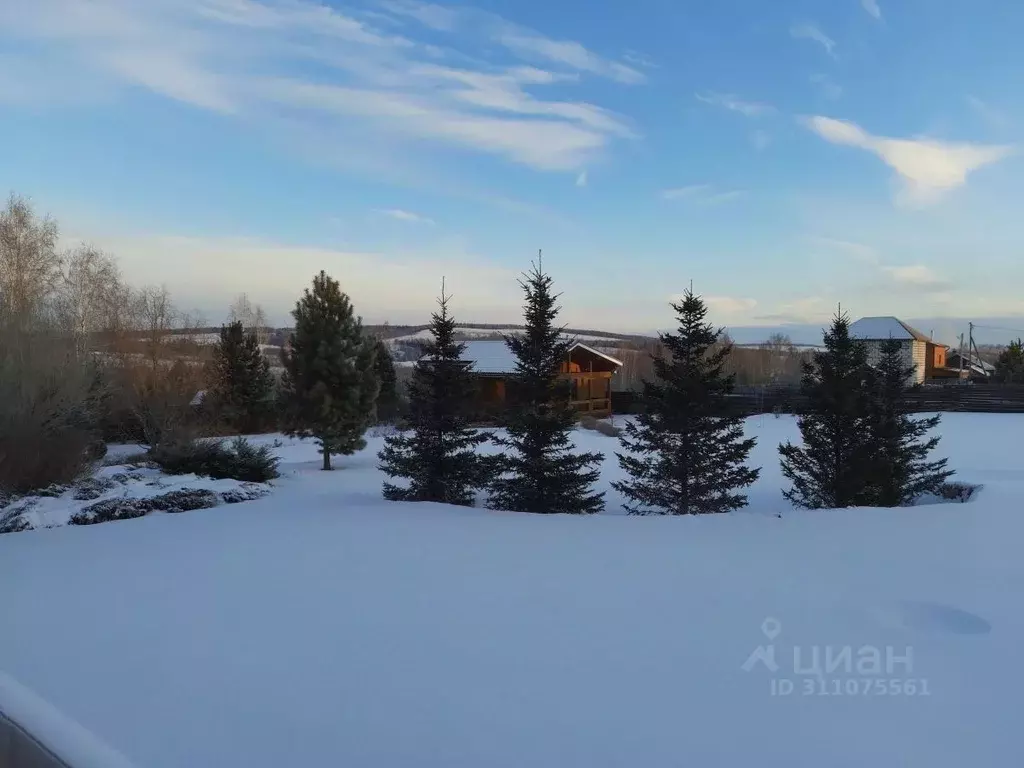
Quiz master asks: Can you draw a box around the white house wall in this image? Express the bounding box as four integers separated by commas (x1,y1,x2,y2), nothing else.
863,339,925,384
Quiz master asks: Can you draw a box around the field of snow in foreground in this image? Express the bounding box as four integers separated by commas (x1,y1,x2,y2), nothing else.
1,413,1022,767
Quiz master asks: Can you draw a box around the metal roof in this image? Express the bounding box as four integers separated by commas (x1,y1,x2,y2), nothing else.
849,316,932,342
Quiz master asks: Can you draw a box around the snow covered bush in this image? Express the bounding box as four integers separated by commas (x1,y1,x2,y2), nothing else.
150,437,279,483
69,489,222,525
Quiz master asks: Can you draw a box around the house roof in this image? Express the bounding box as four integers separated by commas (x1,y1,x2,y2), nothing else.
849,316,932,342
431,339,623,375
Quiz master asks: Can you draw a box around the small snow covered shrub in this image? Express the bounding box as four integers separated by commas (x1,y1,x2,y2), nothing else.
579,415,600,430
69,489,221,525
150,436,279,482
595,420,621,438
935,481,979,504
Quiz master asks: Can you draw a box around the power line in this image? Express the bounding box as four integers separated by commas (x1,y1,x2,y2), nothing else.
972,324,1024,336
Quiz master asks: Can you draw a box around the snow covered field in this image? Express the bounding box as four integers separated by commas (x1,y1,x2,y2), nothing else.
1,413,1022,767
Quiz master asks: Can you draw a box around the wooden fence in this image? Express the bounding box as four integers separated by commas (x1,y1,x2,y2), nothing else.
612,385,1024,416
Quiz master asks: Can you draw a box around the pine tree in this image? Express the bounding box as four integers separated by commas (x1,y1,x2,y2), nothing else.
378,285,491,504
279,271,379,470
863,338,953,505
613,290,760,514
994,338,1024,383
779,311,874,508
488,259,604,514
209,320,275,433
373,339,400,423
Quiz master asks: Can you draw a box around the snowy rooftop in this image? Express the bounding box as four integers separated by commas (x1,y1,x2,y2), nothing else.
850,316,931,342
459,340,519,374
428,340,622,375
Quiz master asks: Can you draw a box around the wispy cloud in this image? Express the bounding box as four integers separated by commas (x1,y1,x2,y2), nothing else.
0,0,639,173
623,50,657,69
751,130,771,150
967,96,1010,131
810,74,843,100
702,296,758,315
379,208,436,225
803,116,1013,205
662,185,745,204
575,170,588,187
861,0,882,20
790,23,837,58
661,185,711,200
756,296,833,324
497,32,645,84
807,236,880,264
882,265,953,292
695,91,773,117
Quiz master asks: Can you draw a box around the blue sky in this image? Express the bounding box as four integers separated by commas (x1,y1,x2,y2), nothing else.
2,0,1023,337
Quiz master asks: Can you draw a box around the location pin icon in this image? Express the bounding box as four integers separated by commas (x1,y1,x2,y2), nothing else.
761,617,782,640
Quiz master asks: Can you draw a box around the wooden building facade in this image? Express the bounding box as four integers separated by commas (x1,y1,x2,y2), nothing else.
446,340,623,419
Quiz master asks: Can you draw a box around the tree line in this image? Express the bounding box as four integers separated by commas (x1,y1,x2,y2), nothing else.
1,190,954,513
376,260,953,514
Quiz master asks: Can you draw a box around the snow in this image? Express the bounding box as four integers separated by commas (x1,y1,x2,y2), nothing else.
458,339,520,373
850,316,928,341
5,458,272,530
0,671,138,768
1,414,1022,767
389,328,631,345
433,340,622,374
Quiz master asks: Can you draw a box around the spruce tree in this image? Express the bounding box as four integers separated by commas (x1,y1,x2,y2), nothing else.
279,271,379,470
779,311,873,508
373,339,400,423
994,338,1024,383
378,285,490,504
210,320,275,433
613,290,760,514
487,260,604,514
863,338,953,505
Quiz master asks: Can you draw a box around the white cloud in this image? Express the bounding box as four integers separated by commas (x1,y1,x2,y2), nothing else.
379,208,435,225
695,91,773,117
861,0,882,20
0,0,637,172
756,296,833,324
804,116,1013,205
662,185,710,200
575,171,588,187
882,265,953,292
379,0,458,31
497,32,644,84
703,296,758,315
622,50,657,69
790,23,837,58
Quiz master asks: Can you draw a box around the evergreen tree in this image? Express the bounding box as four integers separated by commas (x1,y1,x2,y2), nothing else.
209,320,275,433
863,338,953,505
488,260,604,514
779,311,874,508
373,338,400,423
994,338,1024,383
378,285,491,504
613,290,760,514
279,271,379,470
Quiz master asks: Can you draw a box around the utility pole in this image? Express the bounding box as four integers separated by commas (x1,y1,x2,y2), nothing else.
958,332,965,381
